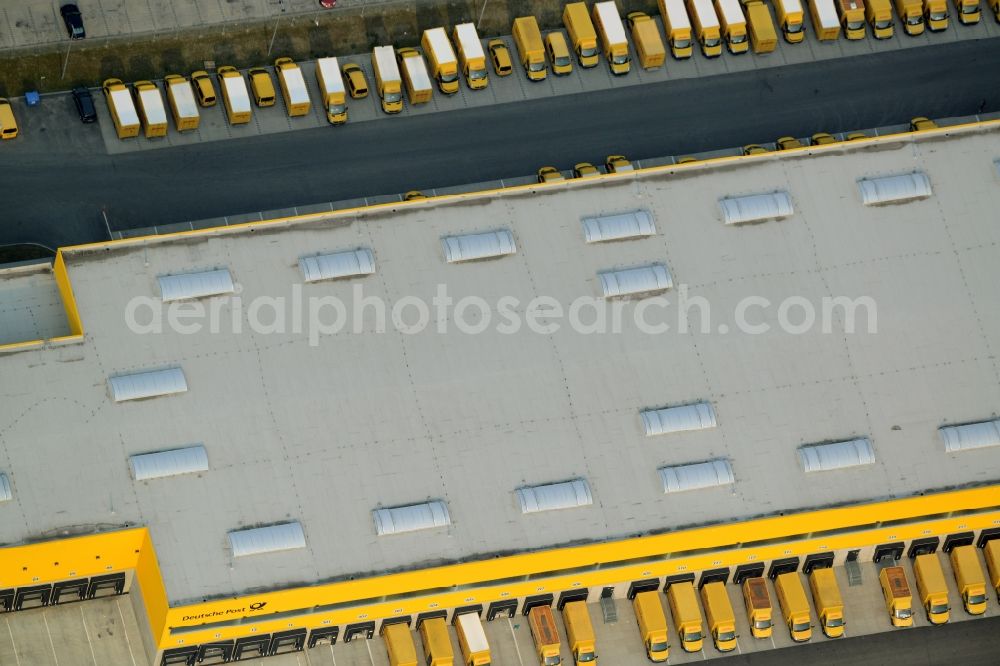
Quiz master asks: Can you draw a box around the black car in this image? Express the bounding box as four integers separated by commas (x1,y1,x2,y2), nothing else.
72,87,96,123
60,4,86,39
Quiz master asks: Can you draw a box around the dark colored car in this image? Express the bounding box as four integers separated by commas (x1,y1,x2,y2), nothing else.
60,4,86,39
72,87,96,123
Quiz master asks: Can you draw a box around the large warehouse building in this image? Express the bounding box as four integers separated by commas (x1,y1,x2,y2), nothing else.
1,121,999,665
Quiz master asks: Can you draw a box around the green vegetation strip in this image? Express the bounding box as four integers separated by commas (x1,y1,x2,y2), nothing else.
0,0,655,97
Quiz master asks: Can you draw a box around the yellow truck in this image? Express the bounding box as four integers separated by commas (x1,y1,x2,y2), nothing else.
453,23,489,88
743,0,778,52
248,67,276,107
742,577,773,638
592,1,631,74
879,566,914,627
895,0,925,33
775,573,812,642
986,540,1000,601
715,0,750,53
455,612,491,666
217,66,252,125
633,591,669,662
274,57,311,116
164,75,200,131
315,57,347,125
513,16,548,81
562,601,597,665
626,12,666,68
809,0,843,38
422,27,460,94
528,606,562,665
950,545,987,615
954,0,981,21
133,80,168,138
773,0,806,40
659,0,694,58
866,0,895,37
914,553,950,624
102,78,140,138
808,568,845,638
687,0,723,56
382,623,418,666
419,618,455,666
397,48,434,105
700,582,737,652
372,46,403,114
667,582,704,652
836,0,868,36
563,3,600,67
0,98,18,140
924,0,950,29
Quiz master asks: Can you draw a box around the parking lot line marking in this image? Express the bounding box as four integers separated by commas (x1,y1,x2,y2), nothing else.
365,636,375,665
41,613,59,665
5,618,22,666
769,635,776,649
116,598,139,666
79,606,98,665
736,638,742,654
329,643,337,665
506,617,525,666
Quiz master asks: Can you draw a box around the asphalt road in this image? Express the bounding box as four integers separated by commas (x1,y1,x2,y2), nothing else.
706,615,1000,665
2,37,1000,250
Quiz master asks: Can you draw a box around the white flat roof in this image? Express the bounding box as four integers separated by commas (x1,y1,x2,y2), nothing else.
424,27,456,63
373,46,400,81
780,0,804,13
137,86,167,125
401,52,433,92
662,0,693,29
813,0,841,28
108,87,140,126
691,0,722,28
279,64,310,106
221,74,251,113
3,127,1000,603
454,23,486,61
167,79,199,119
716,0,747,24
594,2,629,43
316,57,346,95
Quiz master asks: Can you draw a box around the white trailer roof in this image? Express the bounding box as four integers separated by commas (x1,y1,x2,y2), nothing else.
279,64,310,106
166,79,199,119
108,87,139,126
780,0,804,13
813,0,841,28
456,613,489,653
221,73,251,114
691,0,722,29
138,87,167,125
373,46,400,82
316,57,345,95
716,0,747,24
454,23,486,60
594,1,629,43
662,0,693,28
401,52,433,92
424,27,457,64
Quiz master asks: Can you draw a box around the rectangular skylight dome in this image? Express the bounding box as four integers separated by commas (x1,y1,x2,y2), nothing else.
599,264,672,298
517,479,593,514
939,419,1000,453
799,438,875,472
300,249,375,283
158,269,234,302
582,210,656,243
858,173,932,206
229,522,306,557
109,368,188,402
642,402,717,436
659,459,734,493
720,192,793,225
130,445,209,481
373,500,451,536
443,230,516,263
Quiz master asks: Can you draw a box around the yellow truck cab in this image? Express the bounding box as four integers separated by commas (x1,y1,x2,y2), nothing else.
397,48,433,105
102,78,140,138
217,66,253,125
866,0,895,36
659,0,694,58
808,568,845,638
248,67,276,107
562,601,597,665
633,591,669,662
924,0,950,28
274,57,311,116
879,566,914,627
687,0,724,56
667,581,704,652
985,540,1000,601
895,0,926,33
419,617,455,666
742,577,773,638
773,0,806,41
950,545,987,615
809,0,843,38
513,16,547,81
700,582,737,652
190,70,216,107
164,75,200,131
775,573,812,642
914,553,951,624
422,27,460,94
382,623,418,666
372,46,403,113
528,606,562,666
0,98,18,140
627,13,667,68
592,1,631,74
836,0,868,36
954,0,981,21
545,32,574,76
563,2,600,67
743,0,779,52
315,57,348,125
455,612,491,666
715,0,750,53
453,23,489,88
